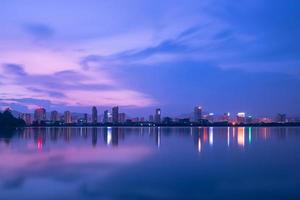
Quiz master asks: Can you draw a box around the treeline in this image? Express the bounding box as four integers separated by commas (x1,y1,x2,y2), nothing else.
0,109,25,128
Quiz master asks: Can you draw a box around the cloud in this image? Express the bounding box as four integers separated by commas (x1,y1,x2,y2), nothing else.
23,23,54,39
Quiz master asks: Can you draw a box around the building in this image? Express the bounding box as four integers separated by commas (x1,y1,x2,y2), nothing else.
64,111,72,124
149,115,154,122
194,106,202,122
50,111,59,122
92,106,98,124
222,112,230,122
118,113,126,123
112,106,119,123
21,113,32,125
34,108,46,124
84,113,88,123
103,110,109,123
276,113,287,123
236,112,246,124
207,113,214,122
154,108,161,123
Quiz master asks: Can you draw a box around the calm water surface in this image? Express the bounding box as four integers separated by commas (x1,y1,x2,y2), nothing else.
0,127,300,200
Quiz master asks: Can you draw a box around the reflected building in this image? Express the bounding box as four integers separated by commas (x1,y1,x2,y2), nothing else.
237,127,245,146
92,128,97,147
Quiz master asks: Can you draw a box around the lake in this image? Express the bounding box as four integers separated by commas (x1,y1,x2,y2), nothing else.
0,127,300,200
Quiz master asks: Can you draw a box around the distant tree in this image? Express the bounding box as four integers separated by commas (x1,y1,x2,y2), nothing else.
0,109,26,128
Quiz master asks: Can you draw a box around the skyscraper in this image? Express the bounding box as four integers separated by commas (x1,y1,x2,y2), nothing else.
194,106,202,122
34,108,46,124
50,110,59,122
155,108,161,123
64,111,72,124
236,112,246,124
112,106,119,123
118,113,126,123
92,106,98,124
103,110,109,123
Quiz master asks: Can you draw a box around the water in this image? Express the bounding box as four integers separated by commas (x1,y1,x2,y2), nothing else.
0,127,300,200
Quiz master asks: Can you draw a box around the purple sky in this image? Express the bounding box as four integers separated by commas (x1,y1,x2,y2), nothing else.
0,0,300,117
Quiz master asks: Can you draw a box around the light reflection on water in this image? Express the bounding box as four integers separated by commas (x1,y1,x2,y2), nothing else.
0,127,300,200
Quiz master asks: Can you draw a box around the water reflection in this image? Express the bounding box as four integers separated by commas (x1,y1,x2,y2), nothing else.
0,127,300,200
0,127,297,153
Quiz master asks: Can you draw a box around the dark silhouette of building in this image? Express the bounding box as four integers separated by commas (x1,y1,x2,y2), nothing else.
92,106,98,124
112,106,119,123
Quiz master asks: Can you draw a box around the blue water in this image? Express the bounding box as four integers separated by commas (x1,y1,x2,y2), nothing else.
0,127,300,200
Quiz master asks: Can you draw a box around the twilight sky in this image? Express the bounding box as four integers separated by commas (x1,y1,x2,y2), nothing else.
0,0,300,117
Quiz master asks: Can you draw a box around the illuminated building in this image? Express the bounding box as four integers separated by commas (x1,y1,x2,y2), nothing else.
223,112,230,121
112,106,119,123
64,111,72,124
236,112,246,124
50,110,59,122
34,108,46,124
92,106,98,124
207,113,214,122
103,110,109,123
194,106,202,122
155,108,161,123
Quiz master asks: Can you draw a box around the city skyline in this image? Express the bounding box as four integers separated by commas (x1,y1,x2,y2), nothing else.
0,0,300,117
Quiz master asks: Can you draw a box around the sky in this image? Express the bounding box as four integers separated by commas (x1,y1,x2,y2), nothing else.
0,0,300,117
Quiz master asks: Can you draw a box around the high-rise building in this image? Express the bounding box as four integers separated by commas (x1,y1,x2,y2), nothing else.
34,108,46,124
149,115,154,122
118,113,126,123
103,110,109,123
194,106,202,122
276,113,287,123
84,113,88,123
236,112,246,124
21,113,32,125
112,106,119,123
50,110,59,122
155,108,161,123
64,111,72,124
92,106,98,124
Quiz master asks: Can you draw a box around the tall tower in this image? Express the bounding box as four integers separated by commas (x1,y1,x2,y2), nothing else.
194,106,202,122
155,108,161,123
112,106,119,123
92,106,98,124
